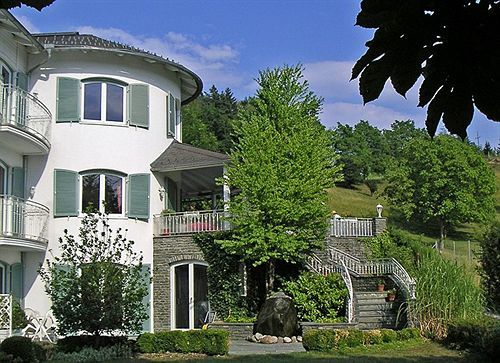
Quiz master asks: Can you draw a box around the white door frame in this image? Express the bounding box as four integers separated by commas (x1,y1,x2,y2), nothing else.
170,260,208,330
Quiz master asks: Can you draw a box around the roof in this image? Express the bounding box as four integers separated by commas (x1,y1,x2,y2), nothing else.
0,10,46,55
151,141,229,172
34,32,202,105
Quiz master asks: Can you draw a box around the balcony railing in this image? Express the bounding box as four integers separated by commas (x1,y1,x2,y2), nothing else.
153,210,228,236
0,195,49,245
330,217,373,237
0,83,52,146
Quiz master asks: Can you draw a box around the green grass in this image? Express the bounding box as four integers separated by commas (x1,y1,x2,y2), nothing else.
326,162,500,265
114,339,485,362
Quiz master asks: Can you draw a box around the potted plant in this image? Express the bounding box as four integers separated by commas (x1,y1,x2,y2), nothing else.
386,288,396,302
376,279,385,292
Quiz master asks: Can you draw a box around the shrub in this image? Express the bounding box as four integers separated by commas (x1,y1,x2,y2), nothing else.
283,272,347,322
57,335,129,353
33,341,55,362
0,336,35,363
136,329,229,356
397,327,421,340
51,344,132,362
363,330,382,345
11,301,28,331
446,317,500,357
303,329,364,351
344,329,364,347
480,221,500,313
380,329,398,343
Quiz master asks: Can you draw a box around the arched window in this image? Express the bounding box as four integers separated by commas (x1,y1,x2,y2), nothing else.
81,172,124,215
83,81,125,123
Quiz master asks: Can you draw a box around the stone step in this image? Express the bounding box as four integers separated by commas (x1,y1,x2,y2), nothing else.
356,303,398,311
358,310,397,318
355,298,392,305
357,322,398,330
355,291,390,298
357,316,398,324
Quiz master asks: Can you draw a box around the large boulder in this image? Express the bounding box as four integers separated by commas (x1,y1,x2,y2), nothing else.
254,292,298,337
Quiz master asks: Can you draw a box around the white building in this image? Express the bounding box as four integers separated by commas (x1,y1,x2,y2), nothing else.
0,10,229,334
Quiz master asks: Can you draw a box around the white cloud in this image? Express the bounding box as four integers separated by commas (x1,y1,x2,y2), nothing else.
75,26,245,91
320,102,425,130
15,15,40,34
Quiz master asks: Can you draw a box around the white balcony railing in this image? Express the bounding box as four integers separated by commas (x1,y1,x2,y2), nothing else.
0,195,49,244
0,83,52,145
153,210,228,236
330,217,373,237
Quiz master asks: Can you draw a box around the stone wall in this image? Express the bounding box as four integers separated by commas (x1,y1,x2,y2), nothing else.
208,322,254,340
373,218,387,236
153,235,206,332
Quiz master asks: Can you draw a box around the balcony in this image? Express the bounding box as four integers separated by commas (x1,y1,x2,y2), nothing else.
153,210,229,237
0,83,51,155
0,195,49,251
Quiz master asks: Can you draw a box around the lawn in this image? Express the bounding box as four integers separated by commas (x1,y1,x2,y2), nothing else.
116,339,485,362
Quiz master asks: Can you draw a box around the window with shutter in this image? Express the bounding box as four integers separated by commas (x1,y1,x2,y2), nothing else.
128,173,150,219
128,84,149,128
10,263,23,300
12,167,24,198
167,94,176,137
54,169,79,217
56,77,80,122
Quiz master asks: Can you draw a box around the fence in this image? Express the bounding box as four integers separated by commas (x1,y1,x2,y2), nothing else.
154,210,228,236
0,294,12,341
330,217,374,237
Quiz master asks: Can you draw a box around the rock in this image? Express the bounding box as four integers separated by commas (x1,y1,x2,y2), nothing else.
254,291,299,337
291,336,297,343
255,332,264,341
246,335,253,342
297,335,303,342
277,336,284,344
251,335,259,343
283,337,292,343
260,335,278,344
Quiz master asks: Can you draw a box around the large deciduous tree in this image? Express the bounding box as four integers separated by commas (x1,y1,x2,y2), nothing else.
0,0,55,10
40,211,149,336
353,0,500,139
384,135,495,250
222,65,341,294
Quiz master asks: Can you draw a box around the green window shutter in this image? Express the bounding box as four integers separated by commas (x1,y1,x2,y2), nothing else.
15,72,28,91
11,167,24,198
10,263,23,300
166,177,177,211
128,173,150,219
141,264,151,332
128,84,149,128
54,169,79,217
168,94,176,136
56,77,80,123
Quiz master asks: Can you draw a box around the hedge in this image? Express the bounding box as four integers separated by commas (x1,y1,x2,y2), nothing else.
446,317,500,358
137,329,229,356
303,328,421,351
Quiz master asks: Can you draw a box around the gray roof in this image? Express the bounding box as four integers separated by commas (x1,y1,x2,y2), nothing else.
151,141,229,172
34,32,202,105
0,10,46,54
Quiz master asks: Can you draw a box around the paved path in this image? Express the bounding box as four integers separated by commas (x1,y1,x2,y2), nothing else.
229,340,306,355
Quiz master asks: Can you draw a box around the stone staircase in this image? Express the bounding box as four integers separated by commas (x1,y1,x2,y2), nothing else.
355,291,401,329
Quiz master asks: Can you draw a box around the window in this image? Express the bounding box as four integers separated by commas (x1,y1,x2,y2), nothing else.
83,82,125,123
0,262,5,294
167,94,181,138
82,173,123,214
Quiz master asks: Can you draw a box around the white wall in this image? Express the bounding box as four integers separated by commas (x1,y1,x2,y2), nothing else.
0,29,29,74
23,49,185,314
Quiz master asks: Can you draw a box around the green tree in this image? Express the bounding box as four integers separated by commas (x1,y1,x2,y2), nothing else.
182,85,238,153
385,135,496,250
383,120,426,160
222,65,342,295
352,0,500,139
40,211,149,336
331,120,387,187
480,221,500,313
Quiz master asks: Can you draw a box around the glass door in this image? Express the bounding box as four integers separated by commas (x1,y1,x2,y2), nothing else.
173,262,208,329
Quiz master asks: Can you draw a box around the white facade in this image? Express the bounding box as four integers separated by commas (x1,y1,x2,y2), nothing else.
0,10,203,332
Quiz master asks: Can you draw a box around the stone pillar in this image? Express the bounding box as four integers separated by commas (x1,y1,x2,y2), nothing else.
373,218,387,235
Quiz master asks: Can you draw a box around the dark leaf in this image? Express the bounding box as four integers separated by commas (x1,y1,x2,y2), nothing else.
442,85,474,140
359,56,393,104
0,0,55,10
425,85,449,137
418,68,447,107
351,46,385,81
472,74,500,121
390,42,422,97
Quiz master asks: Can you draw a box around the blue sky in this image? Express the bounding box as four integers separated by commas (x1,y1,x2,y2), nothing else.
12,0,498,146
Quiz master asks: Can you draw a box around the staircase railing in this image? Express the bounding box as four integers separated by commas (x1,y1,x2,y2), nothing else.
306,254,354,323
328,247,416,300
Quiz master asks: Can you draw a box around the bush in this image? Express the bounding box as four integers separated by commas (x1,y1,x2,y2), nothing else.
57,335,129,353
363,330,382,345
11,301,28,331
51,344,132,362
0,336,35,363
397,327,421,340
136,329,229,355
380,328,398,343
446,317,500,357
32,341,55,362
480,221,500,313
344,329,364,347
283,272,347,322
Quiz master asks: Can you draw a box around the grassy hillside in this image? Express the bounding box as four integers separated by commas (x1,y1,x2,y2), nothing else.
326,162,499,264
